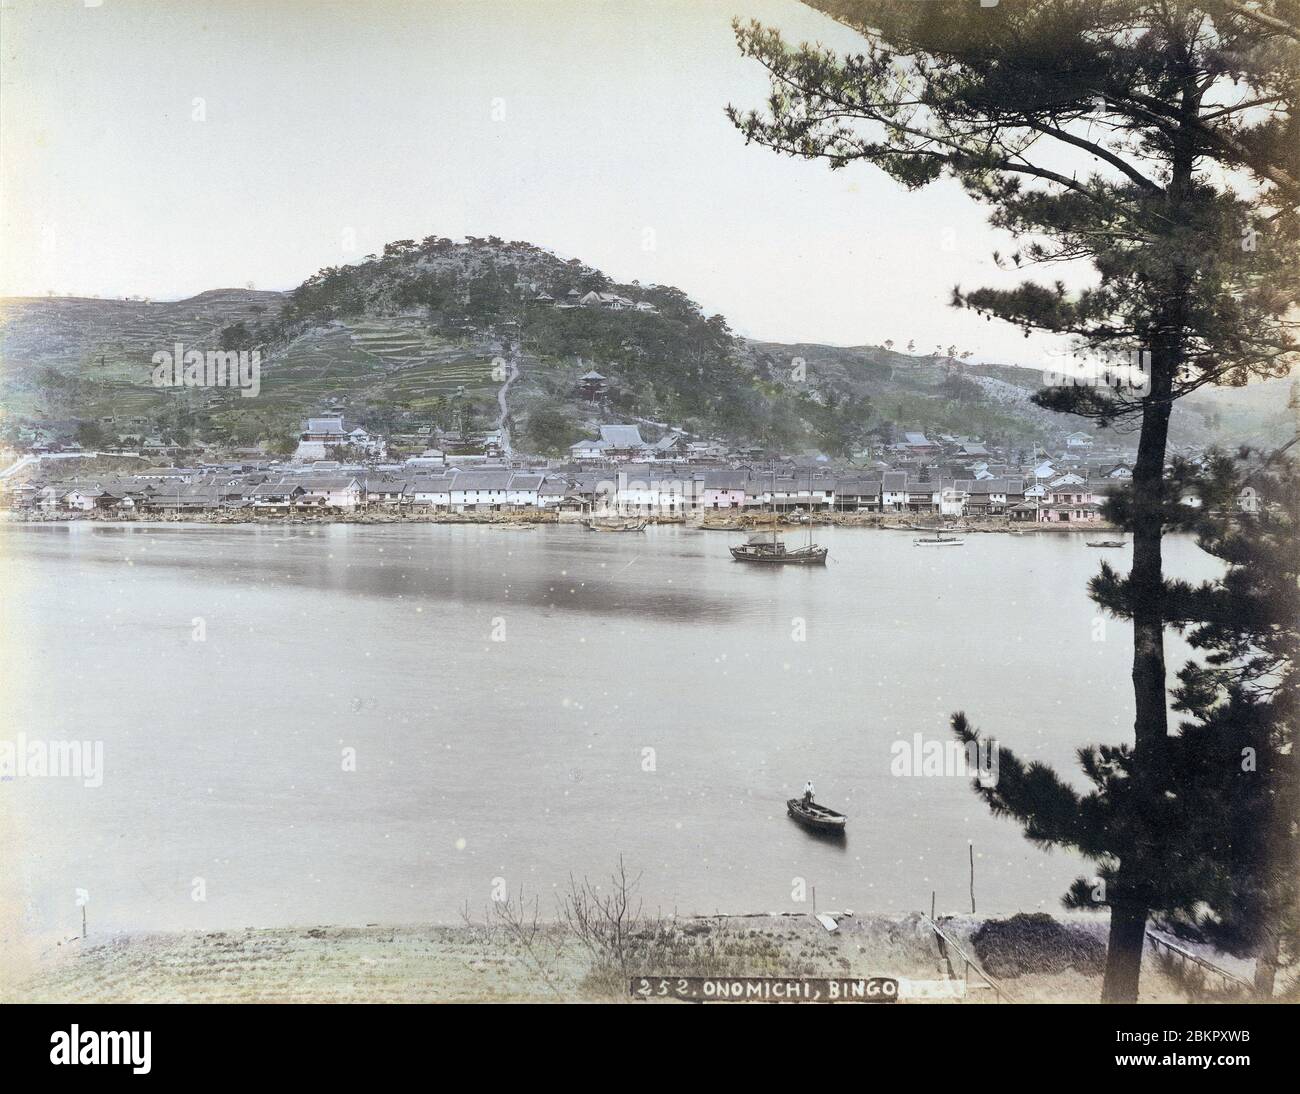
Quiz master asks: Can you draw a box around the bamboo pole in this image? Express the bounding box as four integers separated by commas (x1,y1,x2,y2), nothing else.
968,840,976,914
1145,930,1253,993
922,914,1014,1003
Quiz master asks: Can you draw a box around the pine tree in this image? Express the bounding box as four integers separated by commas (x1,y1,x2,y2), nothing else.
1159,452,1299,996
729,1,1300,999
955,450,1298,998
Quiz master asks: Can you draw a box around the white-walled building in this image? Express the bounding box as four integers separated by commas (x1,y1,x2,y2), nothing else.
409,476,454,508
297,475,364,510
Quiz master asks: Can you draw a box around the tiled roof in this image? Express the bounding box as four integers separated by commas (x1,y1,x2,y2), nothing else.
599,425,646,448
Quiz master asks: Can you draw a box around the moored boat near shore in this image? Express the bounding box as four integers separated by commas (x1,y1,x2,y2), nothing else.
585,516,648,532
915,527,967,545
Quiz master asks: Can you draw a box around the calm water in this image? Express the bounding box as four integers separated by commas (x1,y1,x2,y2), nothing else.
0,521,1221,936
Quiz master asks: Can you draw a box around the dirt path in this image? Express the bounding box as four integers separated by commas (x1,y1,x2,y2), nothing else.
495,349,520,459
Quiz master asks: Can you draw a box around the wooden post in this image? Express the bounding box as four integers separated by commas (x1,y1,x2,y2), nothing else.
968,840,976,915
930,890,936,920
81,903,87,939
812,886,817,915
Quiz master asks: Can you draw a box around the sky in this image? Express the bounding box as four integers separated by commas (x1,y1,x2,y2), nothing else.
0,0,1081,365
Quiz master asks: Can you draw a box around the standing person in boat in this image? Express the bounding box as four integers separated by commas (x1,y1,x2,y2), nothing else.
802,780,815,806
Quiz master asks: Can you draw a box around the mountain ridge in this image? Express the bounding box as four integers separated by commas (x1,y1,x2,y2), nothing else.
0,236,1290,455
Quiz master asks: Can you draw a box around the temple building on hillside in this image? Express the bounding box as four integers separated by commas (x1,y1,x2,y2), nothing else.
577,369,607,400
294,416,384,461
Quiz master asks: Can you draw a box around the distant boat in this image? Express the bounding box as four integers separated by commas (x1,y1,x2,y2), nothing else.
730,536,828,564
732,469,828,565
1087,539,1126,548
913,525,964,546
585,516,647,532
786,797,847,835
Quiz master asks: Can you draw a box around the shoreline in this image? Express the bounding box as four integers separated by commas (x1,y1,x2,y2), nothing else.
3,911,1248,1003
1,511,1119,533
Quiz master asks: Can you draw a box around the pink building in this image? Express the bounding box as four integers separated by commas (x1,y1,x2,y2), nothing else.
699,471,747,509
1039,486,1102,523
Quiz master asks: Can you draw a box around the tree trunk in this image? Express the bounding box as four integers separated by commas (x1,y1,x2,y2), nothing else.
1253,923,1279,999
1102,901,1150,1003
1100,375,1173,1003
1099,69,1200,1003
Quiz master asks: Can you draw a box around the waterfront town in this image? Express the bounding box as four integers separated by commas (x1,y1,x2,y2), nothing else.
5,0,1300,1030
0,414,1253,524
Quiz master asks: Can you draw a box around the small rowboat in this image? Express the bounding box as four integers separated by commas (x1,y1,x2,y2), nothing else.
913,536,964,546
786,798,847,834
585,517,648,532
1086,540,1125,548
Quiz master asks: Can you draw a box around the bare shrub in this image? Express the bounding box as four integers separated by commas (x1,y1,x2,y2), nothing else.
467,858,826,999
460,890,566,998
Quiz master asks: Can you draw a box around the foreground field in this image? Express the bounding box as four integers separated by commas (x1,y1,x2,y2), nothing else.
3,913,1249,1004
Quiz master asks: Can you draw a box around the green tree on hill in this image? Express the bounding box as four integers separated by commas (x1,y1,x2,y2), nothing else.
219,321,252,351
939,373,982,404
75,420,108,449
522,401,583,456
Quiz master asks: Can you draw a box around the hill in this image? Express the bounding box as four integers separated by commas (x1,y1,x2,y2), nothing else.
1,237,1290,455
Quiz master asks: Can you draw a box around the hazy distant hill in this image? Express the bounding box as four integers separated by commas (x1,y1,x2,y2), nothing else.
0,237,1290,454
1178,375,1298,448
0,289,286,432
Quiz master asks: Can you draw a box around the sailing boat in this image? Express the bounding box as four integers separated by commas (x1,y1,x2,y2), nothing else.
730,469,828,564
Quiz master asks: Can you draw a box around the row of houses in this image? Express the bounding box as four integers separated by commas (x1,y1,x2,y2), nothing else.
8,471,561,515
532,287,659,314
563,423,1149,479
896,429,1098,457
7,465,1129,522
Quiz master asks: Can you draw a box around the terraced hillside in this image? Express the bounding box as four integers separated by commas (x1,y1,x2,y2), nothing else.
0,290,285,379
0,297,501,435
0,290,286,421
344,319,495,395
